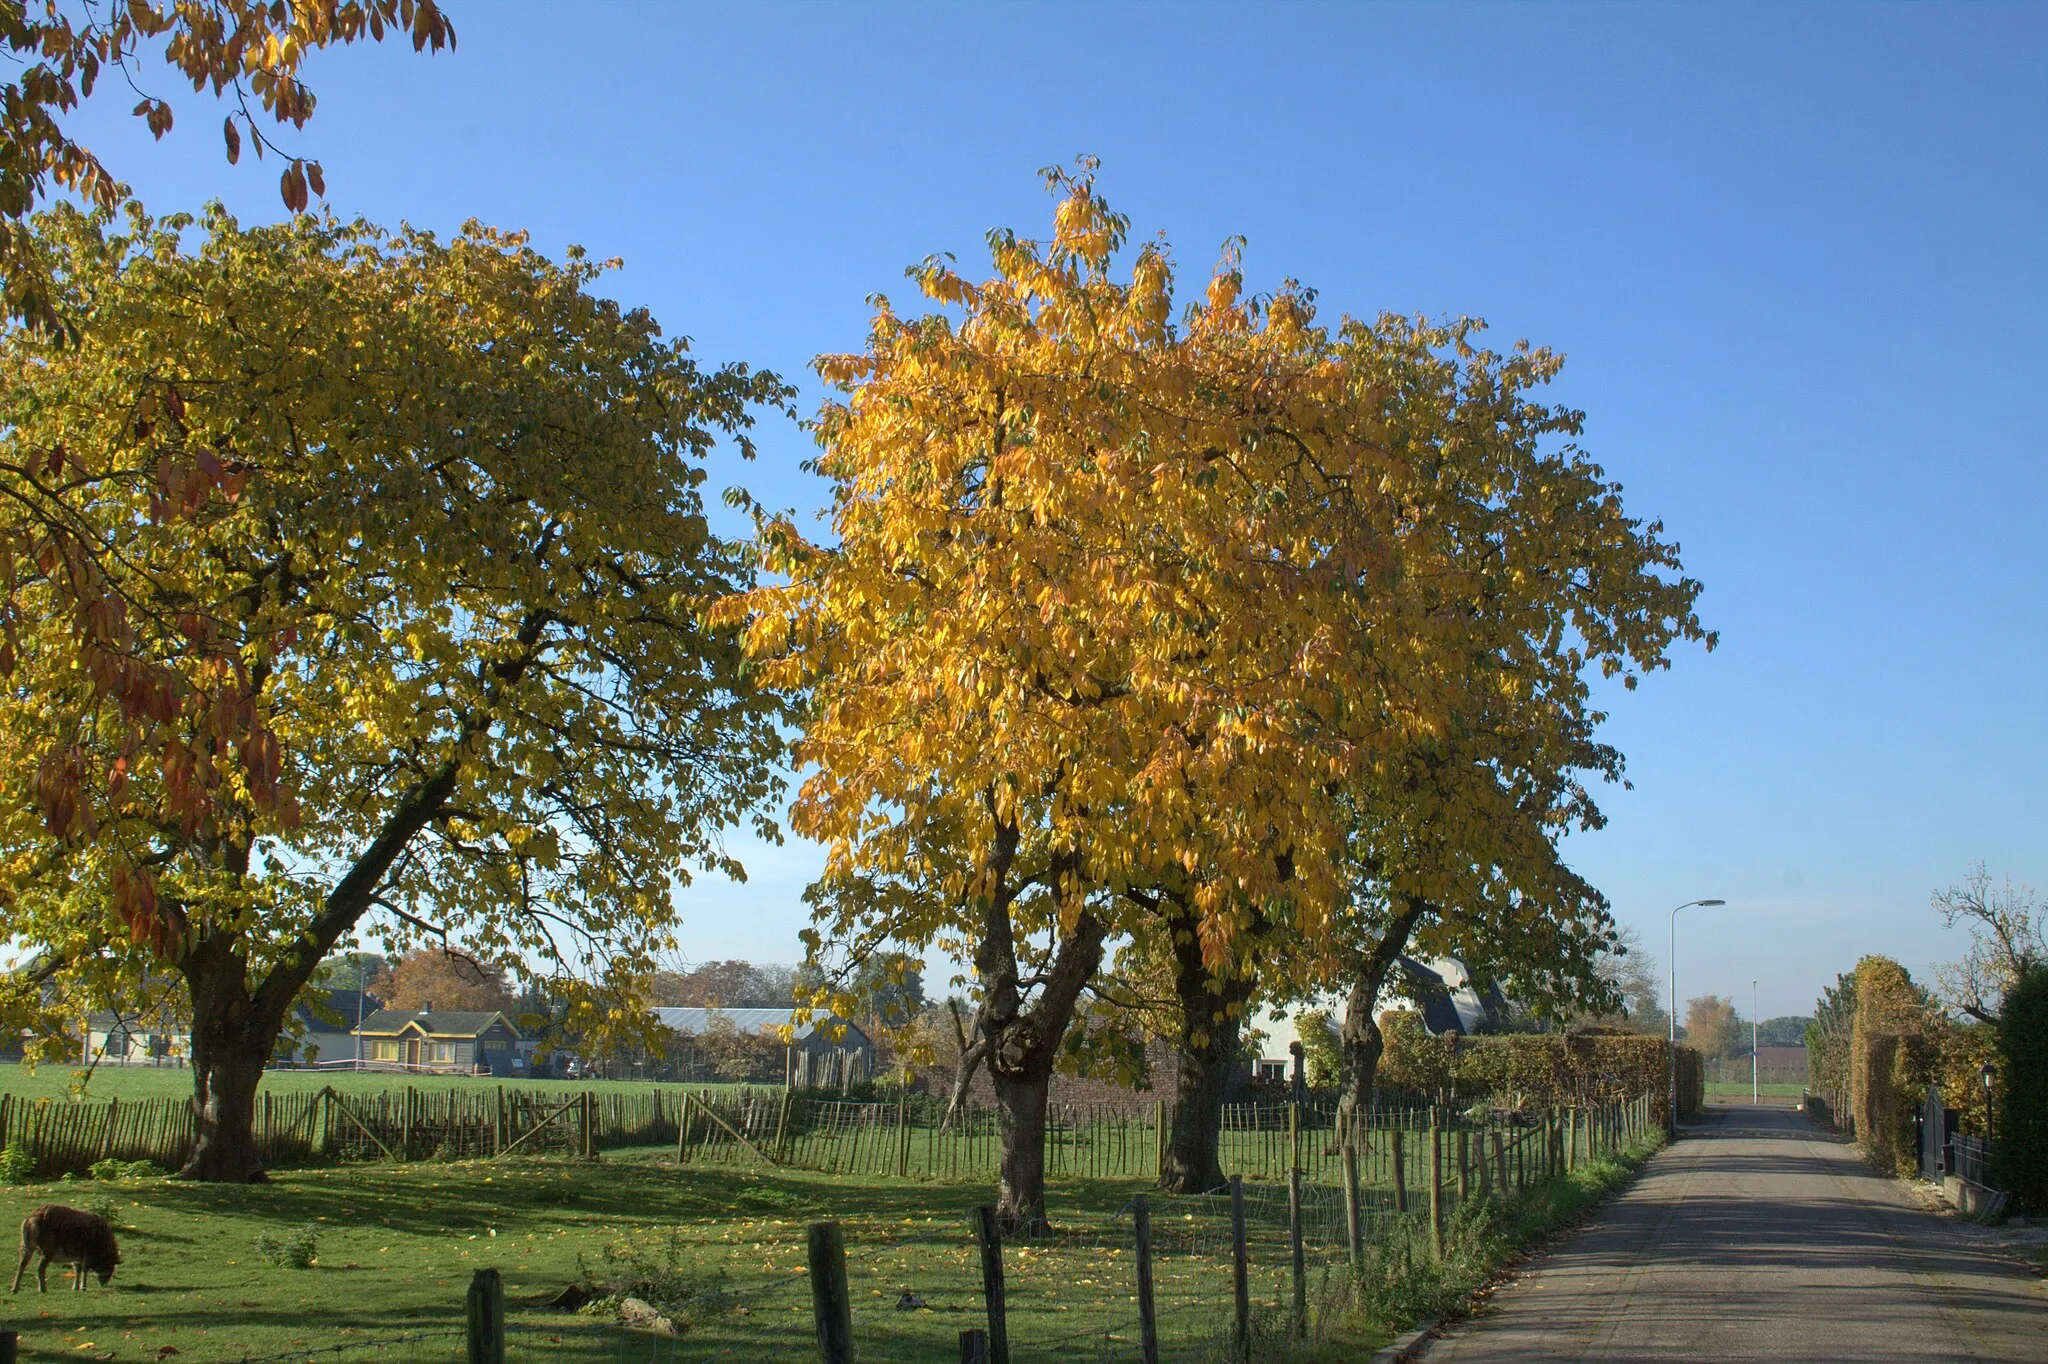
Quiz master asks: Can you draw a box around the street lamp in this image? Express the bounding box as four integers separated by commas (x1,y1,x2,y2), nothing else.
1669,898,1726,1135
1752,979,1759,1105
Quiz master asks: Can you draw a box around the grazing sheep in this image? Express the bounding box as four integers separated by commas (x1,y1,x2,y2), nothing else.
12,1204,120,1292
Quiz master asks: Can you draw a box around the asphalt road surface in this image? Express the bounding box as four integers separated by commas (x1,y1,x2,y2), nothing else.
1423,1104,2046,1362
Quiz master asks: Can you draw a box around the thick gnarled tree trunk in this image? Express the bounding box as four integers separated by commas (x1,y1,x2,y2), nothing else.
180,1013,274,1182
173,762,465,1181
1161,895,1255,1194
178,937,299,1182
968,826,1106,1235
1336,896,1429,1127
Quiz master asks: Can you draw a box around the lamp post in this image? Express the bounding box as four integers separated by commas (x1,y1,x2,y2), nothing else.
1751,979,1759,1105
1668,898,1726,1135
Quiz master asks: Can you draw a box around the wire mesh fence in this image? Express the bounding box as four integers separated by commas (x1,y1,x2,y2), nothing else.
247,1092,1649,1363
0,1093,1654,1362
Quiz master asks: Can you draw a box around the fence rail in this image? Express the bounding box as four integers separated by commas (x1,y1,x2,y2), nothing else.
0,1081,1657,1190
128,1092,1652,1363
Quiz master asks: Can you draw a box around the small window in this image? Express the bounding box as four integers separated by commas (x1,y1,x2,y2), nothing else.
430,1042,454,1063
1257,1060,1287,1082
372,1040,401,1062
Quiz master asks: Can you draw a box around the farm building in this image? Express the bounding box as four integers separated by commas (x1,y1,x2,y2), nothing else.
650,1006,874,1087
273,989,381,1068
1248,957,1508,1082
85,1011,189,1066
353,1007,525,1075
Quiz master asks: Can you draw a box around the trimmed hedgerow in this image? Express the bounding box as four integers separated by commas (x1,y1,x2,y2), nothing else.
1993,964,2048,1214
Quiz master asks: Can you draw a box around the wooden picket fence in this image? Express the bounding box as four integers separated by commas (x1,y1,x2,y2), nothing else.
0,1083,1658,1187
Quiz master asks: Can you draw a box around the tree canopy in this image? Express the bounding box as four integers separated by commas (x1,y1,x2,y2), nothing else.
731,163,1709,1224
0,202,790,1177
1,0,452,333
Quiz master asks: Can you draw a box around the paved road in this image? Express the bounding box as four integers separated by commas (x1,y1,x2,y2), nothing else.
1423,1105,2047,1362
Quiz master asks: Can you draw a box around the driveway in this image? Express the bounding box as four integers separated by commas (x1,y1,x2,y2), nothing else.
1422,1104,2047,1362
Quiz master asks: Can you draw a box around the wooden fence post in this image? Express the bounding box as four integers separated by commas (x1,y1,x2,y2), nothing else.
582,1091,594,1159
1288,1165,1307,1340
466,1268,504,1364
0,1328,18,1364
1154,1099,1168,1182
971,1205,1010,1364
1342,1143,1364,1270
807,1221,853,1364
1288,1096,1301,1174
1133,1193,1159,1364
898,1091,911,1178
1457,1127,1470,1204
1428,1114,1445,1259
100,1095,119,1162
1229,1174,1250,1362
1391,1126,1408,1213
676,1090,694,1165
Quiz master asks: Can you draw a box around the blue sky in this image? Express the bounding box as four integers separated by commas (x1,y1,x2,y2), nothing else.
60,1,2046,1022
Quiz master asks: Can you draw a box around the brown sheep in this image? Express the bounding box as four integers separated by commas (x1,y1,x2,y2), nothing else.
12,1204,120,1292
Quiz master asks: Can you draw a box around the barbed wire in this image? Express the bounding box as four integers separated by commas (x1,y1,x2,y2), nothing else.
233,1328,465,1363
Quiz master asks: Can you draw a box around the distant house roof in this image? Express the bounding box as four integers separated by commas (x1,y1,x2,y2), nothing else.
356,1009,519,1040
295,990,379,1032
1394,957,1505,1036
651,1007,870,1047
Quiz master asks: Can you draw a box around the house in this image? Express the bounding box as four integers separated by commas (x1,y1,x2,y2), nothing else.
85,1012,189,1066
353,1007,525,1075
649,1006,874,1086
1246,957,1505,1082
273,989,380,1068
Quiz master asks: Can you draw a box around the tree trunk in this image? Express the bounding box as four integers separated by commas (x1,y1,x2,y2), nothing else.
991,1067,1051,1234
181,1021,271,1181
178,942,292,1182
1335,896,1430,1128
1335,981,1387,1128
1163,1008,1245,1193
1161,898,1255,1194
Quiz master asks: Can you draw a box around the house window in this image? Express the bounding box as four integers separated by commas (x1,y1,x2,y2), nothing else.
372,1040,401,1062
1257,1060,1287,1082
429,1042,454,1063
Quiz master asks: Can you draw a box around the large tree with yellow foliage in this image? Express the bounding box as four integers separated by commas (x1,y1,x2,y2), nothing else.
0,203,788,1179
1126,300,1708,1189
740,165,1710,1221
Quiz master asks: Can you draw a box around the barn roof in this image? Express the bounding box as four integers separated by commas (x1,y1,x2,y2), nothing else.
650,1006,870,1047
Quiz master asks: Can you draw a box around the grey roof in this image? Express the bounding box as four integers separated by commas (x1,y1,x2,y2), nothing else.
296,990,379,1032
651,1007,870,1047
356,1009,519,1039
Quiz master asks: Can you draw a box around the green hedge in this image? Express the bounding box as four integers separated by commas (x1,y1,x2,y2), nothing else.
1993,964,2048,1213
1847,956,1941,1175
1379,1019,1701,1124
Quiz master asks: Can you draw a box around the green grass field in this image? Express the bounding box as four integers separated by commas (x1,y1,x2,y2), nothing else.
0,1061,747,1104
0,1151,1372,1362
1703,1082,1805,1098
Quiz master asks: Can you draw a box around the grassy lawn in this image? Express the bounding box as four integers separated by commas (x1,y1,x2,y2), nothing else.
0,1151,1350,1362
0,1061,749,1104
1703,1081,1802,1097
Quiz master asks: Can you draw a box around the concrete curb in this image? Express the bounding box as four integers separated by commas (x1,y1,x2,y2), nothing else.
1368,1319,1439,1363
